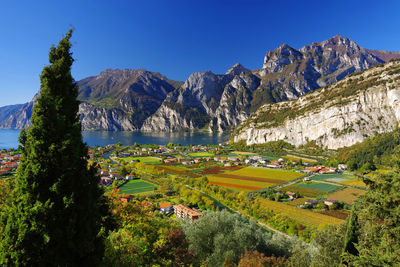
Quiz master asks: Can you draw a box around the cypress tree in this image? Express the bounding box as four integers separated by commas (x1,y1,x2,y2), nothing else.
341,207,359,265
0,30,105,266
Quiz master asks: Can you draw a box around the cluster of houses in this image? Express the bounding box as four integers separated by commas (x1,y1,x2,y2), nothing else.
98,168,137,186
0,153,21,176
118,144,215,158
303,165,337,174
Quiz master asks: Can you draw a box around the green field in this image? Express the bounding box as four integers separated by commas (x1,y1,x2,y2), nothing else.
296,182,342,192
188,152,214,157
120,156,161,163
229,167,303,181
279,185,324,197
311,174,352,183
118,180,157,194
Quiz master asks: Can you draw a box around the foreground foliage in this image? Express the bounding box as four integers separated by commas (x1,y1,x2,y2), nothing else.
0,30,107,265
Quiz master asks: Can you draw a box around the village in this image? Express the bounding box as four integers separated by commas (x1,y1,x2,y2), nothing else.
85,141,365,231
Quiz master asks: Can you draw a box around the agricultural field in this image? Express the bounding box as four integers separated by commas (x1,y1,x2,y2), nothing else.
318,210,350,220
229,167,303,180
338,178,367,188
207,167,303,191
157,165,200,178
119,156,161,164
208,176,274,190
296,182,343,192
188,152,214,157
286,198,313,206
257,199,344,228
311,174,350,182
231,151,256,156
279,185,324,198
284,154,317,163
326,187,367,204
118,179,157,194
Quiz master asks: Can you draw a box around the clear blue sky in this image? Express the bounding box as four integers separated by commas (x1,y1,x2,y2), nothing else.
1,0,399,107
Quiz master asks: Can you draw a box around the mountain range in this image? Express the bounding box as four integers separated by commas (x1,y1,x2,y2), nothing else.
1,34,400,148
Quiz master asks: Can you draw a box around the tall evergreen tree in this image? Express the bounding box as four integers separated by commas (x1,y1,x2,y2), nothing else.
344,151,400,265
0,30,105,266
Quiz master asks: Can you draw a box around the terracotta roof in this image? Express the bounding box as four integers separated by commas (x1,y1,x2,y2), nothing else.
174,204,202,216
159,202,172,208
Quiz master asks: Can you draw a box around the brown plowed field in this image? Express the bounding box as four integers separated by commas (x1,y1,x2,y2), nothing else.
213,173,283,184
209,181,262,190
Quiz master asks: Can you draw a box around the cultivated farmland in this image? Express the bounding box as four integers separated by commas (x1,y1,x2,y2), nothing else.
257,199,344,227
188,152,214,157
207,167,303,191
208,175,274,190
326,187,367,204
296,182,343,192
279,185,324,198
120,156,161,164
119,180,157,194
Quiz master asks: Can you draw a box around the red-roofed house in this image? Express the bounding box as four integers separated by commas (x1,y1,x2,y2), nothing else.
174,204,202,221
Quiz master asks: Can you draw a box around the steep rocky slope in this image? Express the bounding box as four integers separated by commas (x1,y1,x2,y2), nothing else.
0,69,181,130
141,63,258,132
142,35,385,132
233,60,400,149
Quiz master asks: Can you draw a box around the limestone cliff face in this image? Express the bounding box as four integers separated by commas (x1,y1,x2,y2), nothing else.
233,60,400,149
257,35,384,102
141,63,255,132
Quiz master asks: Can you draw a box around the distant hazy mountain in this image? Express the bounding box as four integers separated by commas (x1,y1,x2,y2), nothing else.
0,35,397,132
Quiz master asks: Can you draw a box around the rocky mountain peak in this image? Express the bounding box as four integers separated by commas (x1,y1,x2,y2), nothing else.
96,68,147,82
225,63,249,76
261,43,303,74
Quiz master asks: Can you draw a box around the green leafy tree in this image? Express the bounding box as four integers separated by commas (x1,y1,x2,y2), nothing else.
0,30,106,265
182,210,271,266
345,152,400,265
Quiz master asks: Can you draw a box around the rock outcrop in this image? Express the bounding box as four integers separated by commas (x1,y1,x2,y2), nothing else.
233,60,400,149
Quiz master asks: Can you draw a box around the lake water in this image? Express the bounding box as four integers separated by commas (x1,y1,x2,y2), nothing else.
0,129,229,149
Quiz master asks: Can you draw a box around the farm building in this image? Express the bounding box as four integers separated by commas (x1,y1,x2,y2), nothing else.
174,204,202,221
159,203,173,214
286,191,297,200
304,199,318,207
125,174,136,180
120,194,133,203
324,200,338,206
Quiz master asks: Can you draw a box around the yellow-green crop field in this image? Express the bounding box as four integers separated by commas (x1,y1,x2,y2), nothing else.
188,152,214,157
257,199,344,227
207,167,303,191
326,187,367,204
119,156,161,163
338,178,366,188
228,167,303,180
284,154,317,163
208,176,274,190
